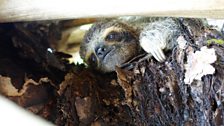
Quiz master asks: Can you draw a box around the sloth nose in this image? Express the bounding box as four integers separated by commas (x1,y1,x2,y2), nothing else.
95,45,109,59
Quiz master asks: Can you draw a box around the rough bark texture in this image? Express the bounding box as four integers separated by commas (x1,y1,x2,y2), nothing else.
0,19,224,126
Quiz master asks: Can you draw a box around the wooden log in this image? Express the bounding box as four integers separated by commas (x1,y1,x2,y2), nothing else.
0,0,224,22
0,95,54,126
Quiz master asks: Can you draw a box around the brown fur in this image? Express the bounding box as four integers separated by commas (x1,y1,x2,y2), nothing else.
80,20,140,72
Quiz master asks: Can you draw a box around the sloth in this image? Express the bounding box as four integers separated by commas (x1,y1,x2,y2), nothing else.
79,17,182,72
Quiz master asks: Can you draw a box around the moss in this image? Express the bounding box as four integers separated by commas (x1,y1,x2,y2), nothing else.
207,39,224,45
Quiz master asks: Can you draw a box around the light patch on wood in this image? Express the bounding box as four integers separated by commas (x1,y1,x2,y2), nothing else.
184,46,217,84
0,75,49,96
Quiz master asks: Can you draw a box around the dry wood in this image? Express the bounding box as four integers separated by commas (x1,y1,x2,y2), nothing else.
0,95,54,126
0,0,224,22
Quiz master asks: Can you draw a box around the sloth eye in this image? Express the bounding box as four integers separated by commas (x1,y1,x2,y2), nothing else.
88,53,97,67
106,31,123,42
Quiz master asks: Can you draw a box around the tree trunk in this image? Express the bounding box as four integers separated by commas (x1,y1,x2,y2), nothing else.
0,20,224,126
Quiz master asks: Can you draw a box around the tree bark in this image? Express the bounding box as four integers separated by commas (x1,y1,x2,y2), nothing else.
0,20,224,125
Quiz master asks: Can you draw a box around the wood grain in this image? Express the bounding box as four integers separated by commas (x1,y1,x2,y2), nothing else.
0,0,224,22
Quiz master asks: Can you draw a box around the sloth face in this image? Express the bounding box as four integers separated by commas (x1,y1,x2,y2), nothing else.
80,21,140,72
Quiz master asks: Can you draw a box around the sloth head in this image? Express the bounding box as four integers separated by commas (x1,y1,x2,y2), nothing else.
80,21,140,72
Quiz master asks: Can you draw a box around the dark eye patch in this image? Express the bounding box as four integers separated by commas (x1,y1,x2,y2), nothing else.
105,31,123,42
122,31,137,42
105,31,137,42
